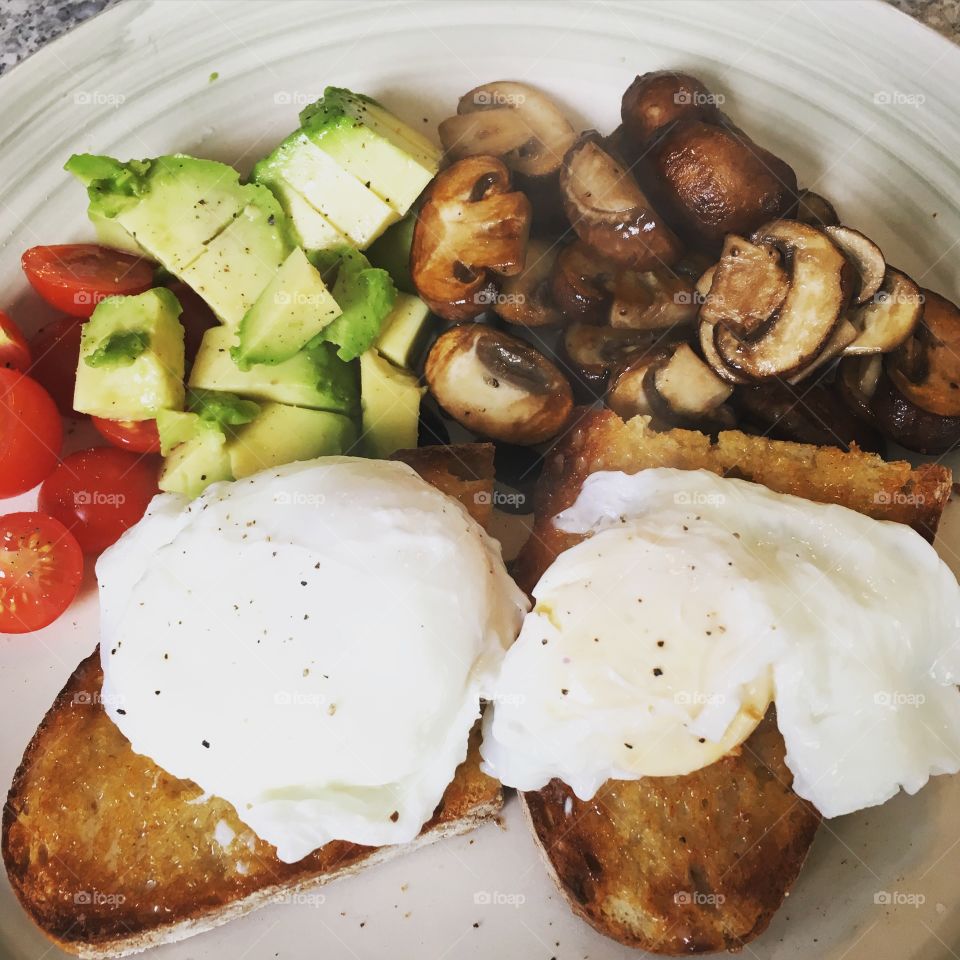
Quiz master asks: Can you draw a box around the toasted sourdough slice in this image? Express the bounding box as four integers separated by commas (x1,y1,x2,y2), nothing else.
3,444,502,959
514,409,952,955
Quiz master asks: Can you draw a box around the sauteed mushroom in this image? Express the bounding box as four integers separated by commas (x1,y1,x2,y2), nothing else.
493,238,563,327
425,324,573,444
561,322,659,395
559,132,683,269
549,241,616,322
793,189,840,228
411,155,531,321
824,226,885,305
844,268,922,355
648,343,733,418
621,71,719,145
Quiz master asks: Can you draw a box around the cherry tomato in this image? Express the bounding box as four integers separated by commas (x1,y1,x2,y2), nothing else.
92,417,162,454
28,317,83,417
22,244,154,318
0,371,63,499
166,281,218,367
38,447,159,554
0,311,30,372
0,512,84,633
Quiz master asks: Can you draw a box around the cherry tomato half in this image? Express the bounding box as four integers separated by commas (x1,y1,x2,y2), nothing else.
28,317,83,417
0,371,63,499
0,512,84,633
92,417,162,454
22,244,154,318
38,447,159,554
0,311,31,372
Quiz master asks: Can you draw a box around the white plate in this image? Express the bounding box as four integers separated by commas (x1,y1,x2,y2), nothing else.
3,1,960,957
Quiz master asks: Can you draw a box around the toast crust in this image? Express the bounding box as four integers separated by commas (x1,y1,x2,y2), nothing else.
514,410,951,953
2,444,503,958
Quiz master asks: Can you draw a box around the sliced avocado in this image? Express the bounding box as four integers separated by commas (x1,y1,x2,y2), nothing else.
188,388,261,427
228,403,356,479
359,349,424,459
233,247,341,367
178,199,290,327
253,132,399,250
66,154,256,272
156,409,206,456
159,428,233,499
298,87,439,215
366,215,416,294
310,247,395,362
267,179,351,251
74,288,185,420
189,326,357,414
375,293,432,370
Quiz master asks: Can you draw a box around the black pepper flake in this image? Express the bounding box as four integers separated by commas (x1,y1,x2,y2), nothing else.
561,688,569,696
653,667,663,677
679,835,687,843
472,922,479,928
624,742,633,750
300,580,307,586
389,810,399,822
541,638,548,645
698,738,706,744
202,739,210,748
116,708,127,715
154,690,161,696
657,640,665,647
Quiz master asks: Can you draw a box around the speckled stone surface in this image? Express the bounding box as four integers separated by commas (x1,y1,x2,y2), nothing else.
0,0,957,76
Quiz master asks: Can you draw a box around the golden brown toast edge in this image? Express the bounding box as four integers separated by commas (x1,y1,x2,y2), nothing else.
2,443,502,959
513,409,951,954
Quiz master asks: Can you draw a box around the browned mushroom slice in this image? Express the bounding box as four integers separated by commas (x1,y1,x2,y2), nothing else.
649,343,733,417
886,289,960,417
606,347,674,419
621,71,719,145
871,371,960,454
699,234,789,337
787,318,857,384
609,268,698,330
411,155,532,321
824,226,885,305
562,322,658,392
695,265,716,300
793,189,840,228
493,239,563,327
698,320,748,385
844,268,923,355
549,241,616,322
713,220,848,379
440,82,577,178
837,354,883,424
559,132,683,270
425,324,572,445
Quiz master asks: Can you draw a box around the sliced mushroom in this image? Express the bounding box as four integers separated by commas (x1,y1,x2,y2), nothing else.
698,234,790,337
824,226,885,304
559,132,683,269
649,343,733,417
621,71,719,146
425,324,572,445
606,347,675,420
837,354,883,424
698,320,748,384
411,156,532,321
786,318,857,384
439,82,577,178
844,268,923,355
886,289,960,417
871,370,960,454
549,241,616,322
713,220,849,380
646,118,798,251
609,269,697,331
695,265,716,300
562,322,659,394
493,238,563,326
793,189,840,228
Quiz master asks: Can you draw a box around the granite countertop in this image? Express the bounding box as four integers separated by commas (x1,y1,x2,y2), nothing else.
0,0,957,74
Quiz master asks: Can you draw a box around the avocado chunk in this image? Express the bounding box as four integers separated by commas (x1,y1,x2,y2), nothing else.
233,248,341,367
310,247,395,362
298,87,440,215
189,327,358,414
253,132,399,250
159,428,233,499
375,293,432,370
359,349,424,459
267,178,351,251
228,403,357,479
74,288,185,420
367,215,416,294
66,154,258,272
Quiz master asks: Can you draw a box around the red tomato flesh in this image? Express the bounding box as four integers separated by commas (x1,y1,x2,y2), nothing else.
92,417,162,454
0,512,83,633
0,311,31,372
38,447,160,554
0,370,63,499
28,317,83,417
22,244,154,318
